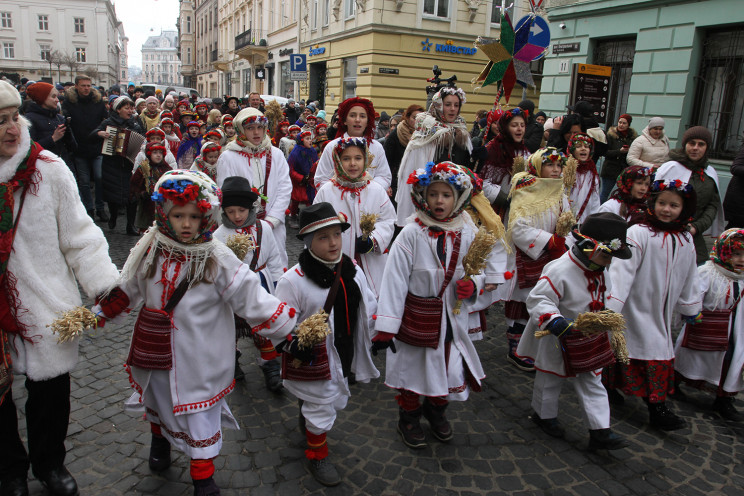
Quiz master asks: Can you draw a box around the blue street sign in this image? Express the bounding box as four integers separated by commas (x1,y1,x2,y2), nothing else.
290,54,307,72
514,15,551,60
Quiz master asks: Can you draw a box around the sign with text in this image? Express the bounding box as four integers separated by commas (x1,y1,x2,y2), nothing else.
290,54,307,81
570,63,612,124
552,42,580,55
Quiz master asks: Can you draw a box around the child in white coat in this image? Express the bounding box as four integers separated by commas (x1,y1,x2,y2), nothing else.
567,133,600,225
95,170,298,496
604,179,702,431
517,212,631,450
597,165,652,224
274,202,378,487
674,228,744,421
314,137,396,298
372,162,503,449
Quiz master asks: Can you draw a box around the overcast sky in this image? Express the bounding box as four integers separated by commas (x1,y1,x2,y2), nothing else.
115,0,180,69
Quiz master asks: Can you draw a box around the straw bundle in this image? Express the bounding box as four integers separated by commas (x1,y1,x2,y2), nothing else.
48,307,99,343
563,156,578,190
292,309,331,367
554,210,577,237
226,233,255,261
453,227,499,315
359,212,379,241
512,156,527,175
264,100,284,134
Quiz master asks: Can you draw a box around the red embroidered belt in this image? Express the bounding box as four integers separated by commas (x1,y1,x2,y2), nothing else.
561,331,615,376
397,293,444,349
282,341,331,381
515,248,551,289
681,309,730,352
127,307,174,370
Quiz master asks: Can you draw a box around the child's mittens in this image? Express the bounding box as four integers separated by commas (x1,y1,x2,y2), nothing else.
682,312,703,325
546,317,574,337
276,336,315,363
371,331,397,356
355,236,375,254
95,287,130,319
546,234,567,260
455,279,476,299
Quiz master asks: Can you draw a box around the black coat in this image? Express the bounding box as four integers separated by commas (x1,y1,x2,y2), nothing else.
62,88,108,159
382,128,406,195
94,113,143,205
723,145,744,228
284,105,301,124
24,102,77,163
602,126,638,179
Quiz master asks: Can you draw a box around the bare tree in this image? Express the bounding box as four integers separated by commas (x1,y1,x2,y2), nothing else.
48,50,64,83
85,66,100,83
62,52,80,81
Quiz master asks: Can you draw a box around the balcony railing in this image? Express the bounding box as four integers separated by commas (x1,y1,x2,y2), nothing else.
235,29,267,51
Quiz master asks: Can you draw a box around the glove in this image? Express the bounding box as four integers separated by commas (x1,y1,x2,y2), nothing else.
546,234,566,260
455,279,476,299
682,312,703,325
355,236,374,254
276,336,315,363
371,331,397,356
546,317,574,337
95,287,130,318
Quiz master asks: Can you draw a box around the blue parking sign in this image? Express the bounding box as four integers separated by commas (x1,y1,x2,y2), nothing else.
291,54,307,72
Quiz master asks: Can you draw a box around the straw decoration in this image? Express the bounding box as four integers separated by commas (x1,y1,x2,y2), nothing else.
48,307,99,343
359,212,379,241
226,233,255,261
264,100,284,134
512,156,527,176
554,210,577,238
453,227,498,315
292,309,331,367
563,156,578,190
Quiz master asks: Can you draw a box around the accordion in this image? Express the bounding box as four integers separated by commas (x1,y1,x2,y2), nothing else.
101,126,146,164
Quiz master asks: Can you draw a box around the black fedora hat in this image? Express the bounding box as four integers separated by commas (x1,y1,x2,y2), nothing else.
296,202,350,240
572,212,632,259
221,176,259,209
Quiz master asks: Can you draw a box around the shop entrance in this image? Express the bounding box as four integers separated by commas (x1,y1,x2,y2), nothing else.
309,61,327,108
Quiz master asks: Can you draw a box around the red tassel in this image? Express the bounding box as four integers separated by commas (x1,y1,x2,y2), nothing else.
529,243,535,248
504,271,513,280
289,307,296,318
372,314,377,320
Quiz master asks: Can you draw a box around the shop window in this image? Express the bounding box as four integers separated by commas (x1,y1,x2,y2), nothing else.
691,27,744,160
74,17,85,33
281,61,293,98
592,37,635,126
3,42,14,59
1,12,11,29
423,0,448,19
343,57,357,99
38,15,49,31
490,0,514,24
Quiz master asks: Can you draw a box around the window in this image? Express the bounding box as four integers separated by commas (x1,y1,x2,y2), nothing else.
345,0,355,18
593,37,635,126
691,28,744,160
324,0,329,25
40,44,51,61
1,12,11,28
491,0,514,24
2,42,14,59
74,17,85,33
243,68,251,94
423,0,448,18
75,47,86,62
122,70,126,78
343,57,357,99
187,16,191,33
313,0,318,29
38,15,49,31
187,47,191,64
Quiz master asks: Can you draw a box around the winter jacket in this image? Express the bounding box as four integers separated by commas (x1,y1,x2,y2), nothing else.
24,101,77,163
284,106,301,124
93,113,144,205
723,145,744,228
517,100,544,153
602,126,638,179
382,128,406,196
626,126,670,169
62,87,108,159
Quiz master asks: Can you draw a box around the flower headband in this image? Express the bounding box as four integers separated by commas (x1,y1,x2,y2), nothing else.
146,127,166,138
436,86,467,105
568,132,593,151
528,148,566,176
288,124,302,132
243,115,269,127
650,179,692,195
502,107,529,120
407,161,479,191
187,121,202,129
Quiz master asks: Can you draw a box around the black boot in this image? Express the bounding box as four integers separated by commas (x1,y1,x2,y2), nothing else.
531,411,565,438
0,477,29,496
33,466,78,496
234,350,245,381
422,398,453,442
192,476,220,496
713,396,744,421
107,203,118,230
260,359,283,392
148,433,171,472
607,388,625,406
306,458,341,487
397,407,426,449
96,209,109,222
298,399,306,433
647,401,687,431
126,202,138,235
588,428,629,450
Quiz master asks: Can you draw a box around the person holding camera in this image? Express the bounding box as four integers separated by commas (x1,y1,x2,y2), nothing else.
23,83,77,174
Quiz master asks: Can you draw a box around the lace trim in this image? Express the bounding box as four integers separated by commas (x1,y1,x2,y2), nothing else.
172,379,236,414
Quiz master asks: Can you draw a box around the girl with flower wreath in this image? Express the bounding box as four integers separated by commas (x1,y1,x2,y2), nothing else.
505,148,574,372
93,170,298,496
395,86,473,227
673,228,744,421
566,132,601,225
372,162,504,449
216,107,292,267
130,142,173,233
313,137,396,298
597,165,652,225
603,179,702,431
190,141,222,183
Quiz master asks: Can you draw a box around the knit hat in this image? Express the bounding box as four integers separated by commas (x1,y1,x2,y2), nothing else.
317,110,326,121
571,212,632,259
619,113,632,124
145,96,159,105
221,176,258,209
0,80,23,109
648,117,665,129
682,126,713,148
296,202,350,240
164,95,174,103
145,142,166,158
108,95,118,105
112,96,135,111
135,98,146,108
146,127,166,139
25,82,54,105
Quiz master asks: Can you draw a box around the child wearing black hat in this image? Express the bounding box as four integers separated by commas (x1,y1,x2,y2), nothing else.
517,212,631,450
213,176,286,390
274,202,379,487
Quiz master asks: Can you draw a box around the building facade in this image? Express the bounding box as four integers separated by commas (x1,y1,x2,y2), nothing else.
178,0,196,88
539,0,744,169
194,0,220,97
141,30,182,85
0,0,126,86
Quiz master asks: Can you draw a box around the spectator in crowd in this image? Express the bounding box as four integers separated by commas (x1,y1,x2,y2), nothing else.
601,113,638,202
62,75,109,221
284,98,301,124
518,99,544,153
24,82,76,173
626,117,670,169
375,112,391,140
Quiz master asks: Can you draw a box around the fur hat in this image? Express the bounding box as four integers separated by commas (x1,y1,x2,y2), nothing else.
682,126,712,149
0,80,23,109
221,176,258,209
335,97,376,140
297,202,350,240
25,82,54,105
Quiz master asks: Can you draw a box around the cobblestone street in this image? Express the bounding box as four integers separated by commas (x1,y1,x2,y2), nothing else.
10,220,744,495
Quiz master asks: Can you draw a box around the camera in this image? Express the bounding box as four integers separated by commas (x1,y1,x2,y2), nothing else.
560,23,566,29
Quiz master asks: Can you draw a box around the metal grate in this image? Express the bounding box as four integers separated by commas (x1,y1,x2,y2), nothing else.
691,28,744,160
593,37,636,128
